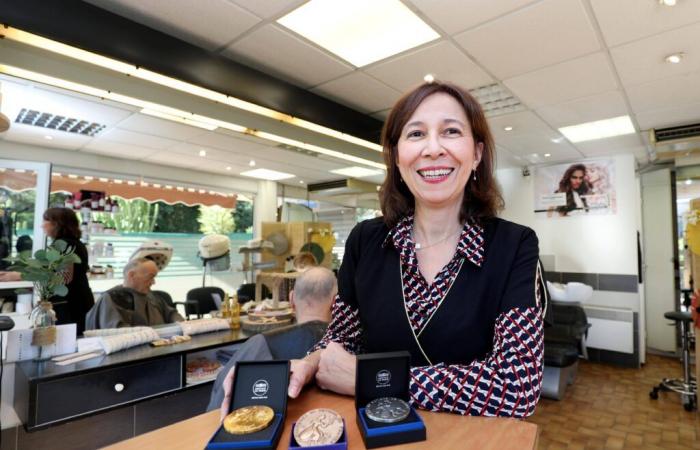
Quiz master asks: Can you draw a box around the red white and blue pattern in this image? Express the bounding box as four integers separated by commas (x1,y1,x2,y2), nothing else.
313,216,544,417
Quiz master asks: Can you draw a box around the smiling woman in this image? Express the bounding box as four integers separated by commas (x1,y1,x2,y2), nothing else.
283,81,548,419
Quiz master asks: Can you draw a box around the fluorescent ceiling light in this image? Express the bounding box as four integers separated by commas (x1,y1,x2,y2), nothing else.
141,108,217,130
1,26,382,152
331,166,384,178
278,0,439,67
558,115,635,143
240,168,296,181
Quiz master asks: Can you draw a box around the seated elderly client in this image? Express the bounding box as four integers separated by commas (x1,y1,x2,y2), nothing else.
85,257,184,329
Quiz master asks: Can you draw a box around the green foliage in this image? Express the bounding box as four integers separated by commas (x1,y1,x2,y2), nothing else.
93,198,158,232
153,202,200,233
6,239,80,301
233,201,253,233
198,205,235,235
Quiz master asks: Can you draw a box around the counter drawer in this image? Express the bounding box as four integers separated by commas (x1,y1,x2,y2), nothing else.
34,355,182,426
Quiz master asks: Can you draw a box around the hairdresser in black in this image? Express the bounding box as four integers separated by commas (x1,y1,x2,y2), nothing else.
41,207,94,335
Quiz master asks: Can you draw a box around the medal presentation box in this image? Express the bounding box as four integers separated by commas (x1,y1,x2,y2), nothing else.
355,351,426,449
206,360,289,450
289,419,348,450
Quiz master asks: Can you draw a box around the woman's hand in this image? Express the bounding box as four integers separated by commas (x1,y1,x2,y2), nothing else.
316,342,356,396
0,271,22,282
288,351,321,398
219,366,235,422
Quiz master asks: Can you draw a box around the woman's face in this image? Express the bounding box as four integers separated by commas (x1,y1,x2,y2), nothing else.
42,219,56,238
586,166,601,184
570,170,585,190
396,92,482,211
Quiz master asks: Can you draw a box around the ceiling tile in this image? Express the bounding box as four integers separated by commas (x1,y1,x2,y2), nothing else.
454,0,600,79
223,24,353,88
187,131,271,154
82,140,159,160
116,113,209,141
590,0,700,47
231,0,306,19
311,72,402,114
574,134,647,158
101,128,179,150
536,90,629,129
364,41,493,92
626,70,700,113
85,0,260,51
488,111,581,158
504,52,618,109
2,126,91,150
143,151,209,169
610,22,700,88
0,80,134,127
409,0,539,35
635,102,700,131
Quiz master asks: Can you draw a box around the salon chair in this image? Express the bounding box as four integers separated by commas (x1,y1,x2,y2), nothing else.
184,286,225,319
649,311,697,411
542,301,591,400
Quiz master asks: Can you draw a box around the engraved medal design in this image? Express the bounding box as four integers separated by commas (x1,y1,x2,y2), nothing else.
365,397,411,424
223,405,275,435
293,408,344,447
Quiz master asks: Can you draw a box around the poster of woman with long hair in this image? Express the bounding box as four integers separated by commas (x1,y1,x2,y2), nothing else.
534,159,616,217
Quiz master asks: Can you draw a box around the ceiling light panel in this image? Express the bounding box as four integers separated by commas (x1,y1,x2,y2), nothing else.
240,168,296,181
15,108,105,136
469,83,524,117
558,115,636,143
277,0,440,67
331,166,384,178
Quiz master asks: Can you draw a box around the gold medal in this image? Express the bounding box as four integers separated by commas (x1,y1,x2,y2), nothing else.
223,405,275,435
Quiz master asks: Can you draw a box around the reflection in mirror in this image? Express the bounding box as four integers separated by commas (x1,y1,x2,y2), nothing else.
0,168,37,269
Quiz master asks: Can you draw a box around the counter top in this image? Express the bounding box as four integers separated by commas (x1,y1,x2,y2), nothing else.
104,386,538,450
16,328,252,381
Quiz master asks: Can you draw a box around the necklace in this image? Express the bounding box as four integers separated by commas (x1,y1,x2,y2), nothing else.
414,227,463,250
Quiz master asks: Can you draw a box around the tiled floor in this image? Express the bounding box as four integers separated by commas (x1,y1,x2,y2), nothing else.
526,355,699,449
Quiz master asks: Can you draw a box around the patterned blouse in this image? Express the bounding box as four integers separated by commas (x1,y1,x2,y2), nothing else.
312,215,544,418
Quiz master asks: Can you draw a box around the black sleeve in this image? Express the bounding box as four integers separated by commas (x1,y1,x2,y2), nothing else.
499,228,540,313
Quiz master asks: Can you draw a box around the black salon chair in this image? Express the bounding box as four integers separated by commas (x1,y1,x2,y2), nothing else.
236,283,271,304
650,311,697,411
542,301,591,400
152,290,188,316
184,286,225,319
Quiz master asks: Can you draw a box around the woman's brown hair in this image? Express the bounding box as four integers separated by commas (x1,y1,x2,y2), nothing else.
43,207,81,240
379,81,504,228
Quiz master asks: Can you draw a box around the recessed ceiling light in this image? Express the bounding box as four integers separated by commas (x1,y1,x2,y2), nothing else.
198,149,206,157
659,0,677,6
665,52,684,64
278,0,439,67
240,168,295,181
44,135,53,140
558,115,635,143
686,179,692,185
331,166,384,178
226,166,232,171
544,153,551,157
249,160,256,167
551,137,564,144
299,180,305,184
504,126,513,131
423,74,435,83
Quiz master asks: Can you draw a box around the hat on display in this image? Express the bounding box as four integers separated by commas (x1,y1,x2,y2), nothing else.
129,240,173,271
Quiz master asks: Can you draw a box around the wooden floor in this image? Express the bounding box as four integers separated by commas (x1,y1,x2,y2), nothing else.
526,354,698,449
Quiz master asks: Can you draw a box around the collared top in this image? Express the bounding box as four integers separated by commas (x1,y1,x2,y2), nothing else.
313,215,544,418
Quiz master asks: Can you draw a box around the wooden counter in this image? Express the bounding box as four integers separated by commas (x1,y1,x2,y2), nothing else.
105,387,538,450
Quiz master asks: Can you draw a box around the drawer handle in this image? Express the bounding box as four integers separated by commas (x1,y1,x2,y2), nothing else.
114,383,125,392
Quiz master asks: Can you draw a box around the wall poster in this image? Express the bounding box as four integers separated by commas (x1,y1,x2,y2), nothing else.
534,159,616,217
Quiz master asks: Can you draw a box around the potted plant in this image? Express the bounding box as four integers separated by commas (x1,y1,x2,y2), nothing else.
6,239,81,360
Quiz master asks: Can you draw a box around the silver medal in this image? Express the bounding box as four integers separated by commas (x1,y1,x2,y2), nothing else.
365,397,410,424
